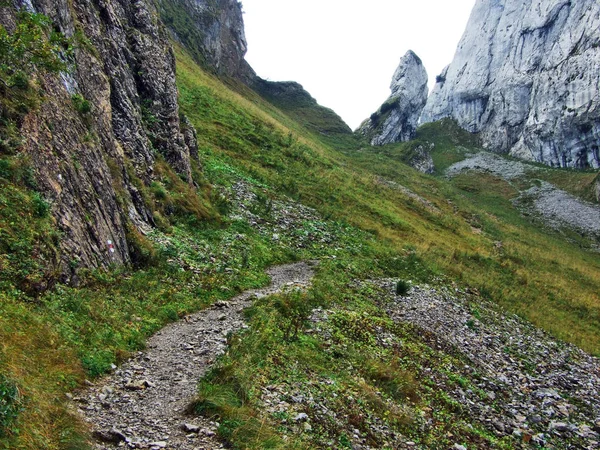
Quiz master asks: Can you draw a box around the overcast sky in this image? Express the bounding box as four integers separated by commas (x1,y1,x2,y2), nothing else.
242,0,476,130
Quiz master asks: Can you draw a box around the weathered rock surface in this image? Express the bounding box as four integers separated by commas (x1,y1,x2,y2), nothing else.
158,0,256,83
406,142,435,174
3,0,198,278
359,50,428,145
421,0,600,169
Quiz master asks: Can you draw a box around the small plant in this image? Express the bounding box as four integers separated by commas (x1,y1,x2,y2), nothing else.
395,280,410,296
71,93,91,115
272,290,313,341
31,192,50,218
466,319,478,331
0,373,22,438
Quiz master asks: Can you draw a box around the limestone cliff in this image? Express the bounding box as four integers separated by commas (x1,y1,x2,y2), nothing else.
421,0,600,169
359,50,428,145
1,0,197,280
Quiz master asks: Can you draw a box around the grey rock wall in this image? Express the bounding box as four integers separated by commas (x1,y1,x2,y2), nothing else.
421,0,600,169
359,50,428,145
4,0,197,278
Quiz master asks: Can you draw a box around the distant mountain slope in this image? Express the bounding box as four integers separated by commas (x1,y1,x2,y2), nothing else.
159,0,352,139
421,0,600,169
254,78,352,136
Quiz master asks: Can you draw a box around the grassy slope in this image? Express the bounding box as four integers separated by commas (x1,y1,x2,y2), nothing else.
175,48,599,449
0,42,598,449
176,47,600,354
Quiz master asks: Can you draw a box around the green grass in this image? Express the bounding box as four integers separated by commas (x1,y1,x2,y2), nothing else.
192,259,514,449
172,46,598,448
0,38,598,450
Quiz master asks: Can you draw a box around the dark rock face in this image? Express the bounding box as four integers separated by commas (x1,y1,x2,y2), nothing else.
358,50,428,145
158,0,256,83
4,0,197,277
421,0,600,169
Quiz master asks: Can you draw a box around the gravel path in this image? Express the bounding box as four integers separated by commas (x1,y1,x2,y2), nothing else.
74,261,317,450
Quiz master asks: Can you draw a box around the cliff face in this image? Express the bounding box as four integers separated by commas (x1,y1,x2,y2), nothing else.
421,0,600,169
2,0,197,279
358,50,428,145
158,0,256,83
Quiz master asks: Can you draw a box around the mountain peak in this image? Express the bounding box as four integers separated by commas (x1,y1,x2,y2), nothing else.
358,50,428,145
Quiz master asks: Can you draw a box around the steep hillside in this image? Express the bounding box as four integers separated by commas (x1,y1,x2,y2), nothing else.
158,0,352,143
1,1,599,449
421,0,600,169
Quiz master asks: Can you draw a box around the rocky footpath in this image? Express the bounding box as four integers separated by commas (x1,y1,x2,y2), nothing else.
359,50,428,145
421,0,600,169
74,261,317,449
380,280,600,449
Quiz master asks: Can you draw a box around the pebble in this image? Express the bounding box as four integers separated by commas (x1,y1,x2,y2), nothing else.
293,413,309,422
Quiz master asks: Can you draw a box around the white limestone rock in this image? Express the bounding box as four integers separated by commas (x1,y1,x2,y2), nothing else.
421,0,600,169
359,50,428,145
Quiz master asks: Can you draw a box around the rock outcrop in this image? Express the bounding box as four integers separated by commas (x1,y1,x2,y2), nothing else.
3,0,197,278
358,50,428,145
158,0,256,83
421,0,600,169
159,0,351,137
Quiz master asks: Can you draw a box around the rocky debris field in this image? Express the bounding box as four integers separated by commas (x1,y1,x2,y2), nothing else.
73,262,316,449
250,278,600,449
446,152,533,180
515,181,600,238
446,152,600,239
224,180,339,249
380,280,600,449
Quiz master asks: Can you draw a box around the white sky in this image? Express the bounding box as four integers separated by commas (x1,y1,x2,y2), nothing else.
242,0,476,130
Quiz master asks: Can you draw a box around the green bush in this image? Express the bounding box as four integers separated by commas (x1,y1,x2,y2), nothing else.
31,192,49,218
71,94,91,115
272,290,314,341
395,279,410,296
